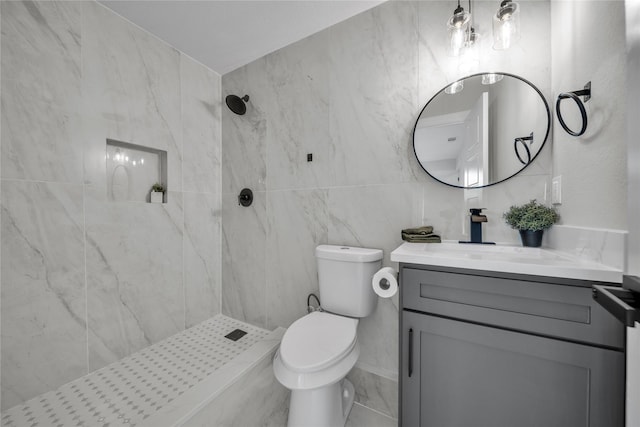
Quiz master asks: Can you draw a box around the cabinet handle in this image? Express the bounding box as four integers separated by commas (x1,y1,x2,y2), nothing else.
408,328,414,378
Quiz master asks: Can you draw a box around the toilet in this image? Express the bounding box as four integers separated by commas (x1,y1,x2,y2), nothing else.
273,245,383,427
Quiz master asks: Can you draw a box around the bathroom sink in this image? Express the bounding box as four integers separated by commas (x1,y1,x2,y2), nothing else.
390,241,622,282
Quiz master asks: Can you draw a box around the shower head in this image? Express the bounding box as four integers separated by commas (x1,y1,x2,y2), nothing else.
225,94,250,115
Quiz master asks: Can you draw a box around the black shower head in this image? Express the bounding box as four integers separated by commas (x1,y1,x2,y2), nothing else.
225,94,250,115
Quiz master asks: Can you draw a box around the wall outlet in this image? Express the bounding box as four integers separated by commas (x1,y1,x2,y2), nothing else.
551,175,562,205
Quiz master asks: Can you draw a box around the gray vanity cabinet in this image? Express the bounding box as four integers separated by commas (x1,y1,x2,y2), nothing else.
399,265,625,427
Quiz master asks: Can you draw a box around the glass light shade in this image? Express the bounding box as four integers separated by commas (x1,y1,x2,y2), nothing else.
447,9,470,57
459,40,479,75
482,73,504,84
444,80,464,94
493,1,521,50
465,27,480,48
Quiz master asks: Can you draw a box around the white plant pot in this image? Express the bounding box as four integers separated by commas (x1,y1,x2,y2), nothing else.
150,191,164,203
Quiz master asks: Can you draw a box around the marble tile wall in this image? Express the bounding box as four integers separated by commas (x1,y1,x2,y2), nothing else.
182,355,290,427
221,0,552,415
0,1,222,410
551,0,627,230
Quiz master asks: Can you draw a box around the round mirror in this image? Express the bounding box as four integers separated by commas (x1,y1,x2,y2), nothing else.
413,73,550,188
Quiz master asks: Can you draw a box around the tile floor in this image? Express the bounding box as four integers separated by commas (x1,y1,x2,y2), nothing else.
346,403,397,427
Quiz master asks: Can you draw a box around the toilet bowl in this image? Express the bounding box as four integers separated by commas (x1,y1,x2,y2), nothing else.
273,311,359,427
273,245,383,427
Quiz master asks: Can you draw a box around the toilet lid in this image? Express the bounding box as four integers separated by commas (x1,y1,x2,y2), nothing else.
280,312,358,373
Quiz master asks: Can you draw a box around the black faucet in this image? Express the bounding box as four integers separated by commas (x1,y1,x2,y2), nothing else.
459,208,495,245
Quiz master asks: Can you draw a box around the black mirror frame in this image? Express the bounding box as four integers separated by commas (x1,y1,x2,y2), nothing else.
412,72,551,189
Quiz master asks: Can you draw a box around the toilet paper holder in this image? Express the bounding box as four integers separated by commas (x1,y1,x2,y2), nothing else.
378,278,392,291
372,267,399,298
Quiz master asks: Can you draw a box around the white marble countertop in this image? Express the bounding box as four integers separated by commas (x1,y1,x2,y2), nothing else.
390,241,623,283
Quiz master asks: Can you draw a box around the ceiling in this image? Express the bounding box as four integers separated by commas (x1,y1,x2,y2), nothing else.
100,1,385,75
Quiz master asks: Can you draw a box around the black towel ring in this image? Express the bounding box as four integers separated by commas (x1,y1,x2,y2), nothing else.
556,82,591,137
514,132,534,165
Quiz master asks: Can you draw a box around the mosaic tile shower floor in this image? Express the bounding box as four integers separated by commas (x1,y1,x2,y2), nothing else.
2,315,269,427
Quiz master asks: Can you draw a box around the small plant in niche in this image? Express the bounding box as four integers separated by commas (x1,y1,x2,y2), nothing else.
151,182,165,193
503,200,559,247
150,182,165,204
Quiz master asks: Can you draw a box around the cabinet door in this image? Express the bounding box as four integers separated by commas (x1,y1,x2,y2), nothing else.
401,311,624,427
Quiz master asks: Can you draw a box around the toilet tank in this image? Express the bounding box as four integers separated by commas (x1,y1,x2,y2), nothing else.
316,245,383,318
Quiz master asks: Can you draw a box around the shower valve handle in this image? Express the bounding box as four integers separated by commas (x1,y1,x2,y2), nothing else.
238,188,253,207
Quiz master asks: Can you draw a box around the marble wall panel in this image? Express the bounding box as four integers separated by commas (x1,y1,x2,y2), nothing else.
474,174,551,244
84,187,185,371
0,1,83,182
221,63,268,194
551,0,627,229
184,191,222,327
262,32,331,191
1,80,83,183
328,1,419,187
82,1,183,192
328,183,422,266
221,191,267,328
1,180,86,410
417,180,466,241
328,183,422,375
265,189,328,329
417,174,550,244
0,1,81,102
181,56,222,194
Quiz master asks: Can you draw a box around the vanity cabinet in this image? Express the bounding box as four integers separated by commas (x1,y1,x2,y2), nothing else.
399,264,625,427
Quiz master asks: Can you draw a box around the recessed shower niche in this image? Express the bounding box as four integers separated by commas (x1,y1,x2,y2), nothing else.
106,139,167,203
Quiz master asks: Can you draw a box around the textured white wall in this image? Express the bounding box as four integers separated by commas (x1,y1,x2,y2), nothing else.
551,0,627,229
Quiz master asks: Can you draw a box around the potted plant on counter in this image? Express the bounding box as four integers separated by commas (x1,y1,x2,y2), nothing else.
150,182,165,203
503,200,559,247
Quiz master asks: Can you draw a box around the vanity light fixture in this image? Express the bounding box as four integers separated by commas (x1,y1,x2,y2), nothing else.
447,0,471,57
482,73,504,85
444,80,464,94
493,0,521,50
465,0,479,48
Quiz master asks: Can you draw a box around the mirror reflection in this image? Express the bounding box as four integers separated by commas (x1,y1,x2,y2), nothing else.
413,73,550,188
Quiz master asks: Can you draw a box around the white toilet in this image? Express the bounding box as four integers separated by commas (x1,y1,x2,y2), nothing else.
273,245,383,427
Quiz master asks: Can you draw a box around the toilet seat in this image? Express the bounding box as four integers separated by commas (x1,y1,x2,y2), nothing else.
279,312,357,373
274,311,360,390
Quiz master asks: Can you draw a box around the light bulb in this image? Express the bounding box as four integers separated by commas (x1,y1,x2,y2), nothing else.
447,6,470,57
500,20,512,48
450,28,466,56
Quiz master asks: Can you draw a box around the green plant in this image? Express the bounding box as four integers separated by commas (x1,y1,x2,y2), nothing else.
151,182,165,193
503,200,559,231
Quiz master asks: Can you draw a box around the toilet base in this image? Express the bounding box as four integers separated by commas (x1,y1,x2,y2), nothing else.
287,378,355,427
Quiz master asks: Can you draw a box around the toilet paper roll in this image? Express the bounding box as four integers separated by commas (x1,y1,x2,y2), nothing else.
372,267,399,298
